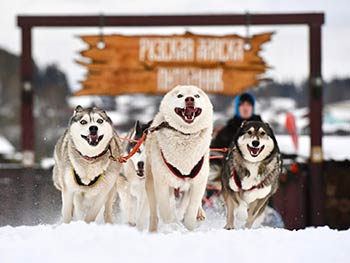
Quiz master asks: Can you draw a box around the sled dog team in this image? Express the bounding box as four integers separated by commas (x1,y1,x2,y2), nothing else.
53,85,282,231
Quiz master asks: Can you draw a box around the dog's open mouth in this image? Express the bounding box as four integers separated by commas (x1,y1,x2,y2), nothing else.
136,169,144,177
174,107,202,124
247,145,265,157
81,134,104,146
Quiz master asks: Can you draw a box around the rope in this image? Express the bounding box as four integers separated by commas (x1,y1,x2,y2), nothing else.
210,148,228,153
114,123,229,163
209,155,225,160
120,137,143,143
111,133,147,163
209,147,228,159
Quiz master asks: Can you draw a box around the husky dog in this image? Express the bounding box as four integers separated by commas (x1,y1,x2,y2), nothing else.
117,121,150,230
145,85,213,231
53,105,123,224
221,121,282,229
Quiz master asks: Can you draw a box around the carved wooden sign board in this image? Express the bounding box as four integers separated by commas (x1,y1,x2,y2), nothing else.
74,32,273,96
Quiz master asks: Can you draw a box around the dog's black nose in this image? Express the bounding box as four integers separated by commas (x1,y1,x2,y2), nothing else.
137,161,144,170
252,140,260,147
89,125,98,135
185,97,194,102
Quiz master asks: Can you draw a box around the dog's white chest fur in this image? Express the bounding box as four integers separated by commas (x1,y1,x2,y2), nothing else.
156,128,210,175
229,162,271,204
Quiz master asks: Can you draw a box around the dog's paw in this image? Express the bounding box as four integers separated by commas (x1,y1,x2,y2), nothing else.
224,224,234,230
128,222,136,227
184,218,196,231
197,214,206,221
196,209,206,221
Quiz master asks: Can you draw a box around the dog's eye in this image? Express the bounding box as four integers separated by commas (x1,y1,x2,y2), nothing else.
247,130,253,135
80,120,87,125
260,131,266,136
177,94,183,98
97,119,104,124
194,94,200,98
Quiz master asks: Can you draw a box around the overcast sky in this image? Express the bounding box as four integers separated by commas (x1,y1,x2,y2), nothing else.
1,0,349,91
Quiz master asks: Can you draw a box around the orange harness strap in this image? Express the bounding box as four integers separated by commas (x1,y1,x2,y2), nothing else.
115,131,229,163
111,133,147,163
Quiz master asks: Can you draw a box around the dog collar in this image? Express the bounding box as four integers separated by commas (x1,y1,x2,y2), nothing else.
72,169,104,187
75,146,110,161
160,150,204,180
148,121,199,136
231,168,271,192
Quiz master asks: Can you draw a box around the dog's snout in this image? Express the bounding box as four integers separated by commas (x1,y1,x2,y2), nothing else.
252,140,260,147
185,97,194,103
137,161,144,170
89,125,98,134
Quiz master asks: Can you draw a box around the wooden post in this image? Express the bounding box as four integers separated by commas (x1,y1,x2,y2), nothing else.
308,23,325,226
20,26,35,166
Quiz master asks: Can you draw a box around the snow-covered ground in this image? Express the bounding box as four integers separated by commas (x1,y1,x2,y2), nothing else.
1,221,349,263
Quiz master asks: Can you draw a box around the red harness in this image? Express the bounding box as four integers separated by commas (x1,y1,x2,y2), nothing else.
231,168,270,192
76,147,109,162
160,150,204,180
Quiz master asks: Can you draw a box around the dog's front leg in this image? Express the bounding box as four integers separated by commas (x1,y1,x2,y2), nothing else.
85,191,110,223
184,181,206,231
136,190,148,231
155,179,175,224
104,183,118,224
245,198,269,229
145,163,158,232
223,193,235,230
62,190,74,223
73,192,85,220
177,190,190,221
128,196,137,226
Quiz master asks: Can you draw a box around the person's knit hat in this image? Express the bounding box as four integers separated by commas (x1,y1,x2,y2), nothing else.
234,92,255,117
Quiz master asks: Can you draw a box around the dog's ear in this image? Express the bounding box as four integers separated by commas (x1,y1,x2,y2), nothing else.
264,122,275,136
74,105,83,114
135,120,142,135
264,122,280,153
240,120,247,129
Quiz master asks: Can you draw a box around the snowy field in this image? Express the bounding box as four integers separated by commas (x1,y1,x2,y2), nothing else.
1,215,349,263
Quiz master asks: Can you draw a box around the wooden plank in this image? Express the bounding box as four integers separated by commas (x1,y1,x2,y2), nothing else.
75,32,272,96
75,67,264,96
17,13,324,28
78,32,272,69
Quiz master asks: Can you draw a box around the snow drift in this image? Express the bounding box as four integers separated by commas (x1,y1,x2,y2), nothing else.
1,221,349,263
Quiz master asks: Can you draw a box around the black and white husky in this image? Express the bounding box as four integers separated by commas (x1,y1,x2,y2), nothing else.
117,121,150,230
53,106,123,223
221,121,282,229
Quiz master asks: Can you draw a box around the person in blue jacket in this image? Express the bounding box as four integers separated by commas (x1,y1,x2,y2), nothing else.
211,92,262,149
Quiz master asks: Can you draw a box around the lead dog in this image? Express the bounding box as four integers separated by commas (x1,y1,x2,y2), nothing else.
145,85,213,231
221,121,282,229
53,106,123,223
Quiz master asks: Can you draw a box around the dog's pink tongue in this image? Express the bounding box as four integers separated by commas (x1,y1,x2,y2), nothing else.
184,107,196,116
251,147,259,155
88,134,98,140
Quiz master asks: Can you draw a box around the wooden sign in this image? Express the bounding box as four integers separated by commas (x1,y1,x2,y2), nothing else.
74,32,273,96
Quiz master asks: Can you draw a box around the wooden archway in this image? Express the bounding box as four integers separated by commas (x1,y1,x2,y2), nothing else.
17,13,325,226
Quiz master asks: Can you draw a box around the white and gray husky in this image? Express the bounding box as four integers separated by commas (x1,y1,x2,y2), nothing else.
117,121,150,230
221,121,282,229
53,105,123,223
145,85,213,231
